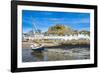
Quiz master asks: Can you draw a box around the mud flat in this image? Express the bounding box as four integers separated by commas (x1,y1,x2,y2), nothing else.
22,39,90,49
22,47,90,62
22,39,90,61
44,48,90,60
22,41,60,49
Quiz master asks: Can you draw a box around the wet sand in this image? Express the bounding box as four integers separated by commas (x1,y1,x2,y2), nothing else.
22,47,90,62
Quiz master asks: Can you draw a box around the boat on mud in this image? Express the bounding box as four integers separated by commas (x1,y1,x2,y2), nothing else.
30,43,44,51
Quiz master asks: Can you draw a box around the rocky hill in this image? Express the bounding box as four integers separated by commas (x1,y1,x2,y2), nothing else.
46,24,90,36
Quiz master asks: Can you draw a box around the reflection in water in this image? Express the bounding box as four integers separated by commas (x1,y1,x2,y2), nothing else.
22,47,90,62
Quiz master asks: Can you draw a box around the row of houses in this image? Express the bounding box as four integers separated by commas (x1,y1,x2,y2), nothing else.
22,33,90,42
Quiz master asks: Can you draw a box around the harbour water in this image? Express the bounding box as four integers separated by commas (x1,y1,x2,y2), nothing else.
22,46,90,62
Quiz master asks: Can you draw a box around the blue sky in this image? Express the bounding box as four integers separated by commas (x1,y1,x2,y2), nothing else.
22,10,90,33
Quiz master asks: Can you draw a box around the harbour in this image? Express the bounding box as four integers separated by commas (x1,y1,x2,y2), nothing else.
22,12,90,62
22,44,90,62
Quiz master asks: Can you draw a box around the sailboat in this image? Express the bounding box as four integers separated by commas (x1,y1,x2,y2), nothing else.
30,43,44,51
30,19,44,51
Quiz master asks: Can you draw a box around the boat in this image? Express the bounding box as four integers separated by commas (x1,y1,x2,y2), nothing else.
30,43,44,51
30,18,44,51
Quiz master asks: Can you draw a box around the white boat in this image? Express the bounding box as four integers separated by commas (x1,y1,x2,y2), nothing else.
30,19,44,51
30,43,44,51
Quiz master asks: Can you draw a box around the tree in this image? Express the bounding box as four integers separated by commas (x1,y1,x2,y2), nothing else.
47,24,73,36
79,30,90,36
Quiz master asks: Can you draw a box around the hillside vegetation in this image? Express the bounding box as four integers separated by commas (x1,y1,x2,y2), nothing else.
46,24,90,36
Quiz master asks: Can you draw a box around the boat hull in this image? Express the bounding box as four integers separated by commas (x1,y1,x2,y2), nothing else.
32,47,44,52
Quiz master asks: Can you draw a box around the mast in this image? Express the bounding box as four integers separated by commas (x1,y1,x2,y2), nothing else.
33,22,38,34
31,16,36,35
31,16,43,44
